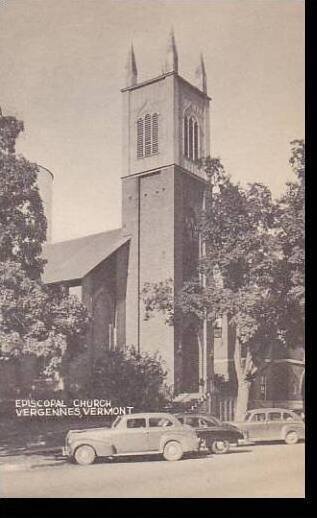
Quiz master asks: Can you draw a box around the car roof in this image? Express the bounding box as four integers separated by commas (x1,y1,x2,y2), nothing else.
248,408,296,413
122,412,176,419
174,413,216,419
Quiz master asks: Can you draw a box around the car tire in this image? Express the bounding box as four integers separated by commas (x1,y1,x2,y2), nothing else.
74,445,96,465
284,431,299,445
210,440,230,454
163,441,183,461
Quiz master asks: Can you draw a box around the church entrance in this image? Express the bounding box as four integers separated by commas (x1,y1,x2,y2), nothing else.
181,325,199,393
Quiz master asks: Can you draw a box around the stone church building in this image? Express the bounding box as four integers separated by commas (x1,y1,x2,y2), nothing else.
41,32,304,411
44,32,213,397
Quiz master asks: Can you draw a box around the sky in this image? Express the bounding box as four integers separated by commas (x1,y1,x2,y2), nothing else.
0,0,304,243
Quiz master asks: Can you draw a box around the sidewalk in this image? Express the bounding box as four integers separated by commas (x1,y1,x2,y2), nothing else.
0,448,65,472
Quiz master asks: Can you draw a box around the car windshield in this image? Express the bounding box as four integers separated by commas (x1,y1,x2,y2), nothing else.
112,416,122,428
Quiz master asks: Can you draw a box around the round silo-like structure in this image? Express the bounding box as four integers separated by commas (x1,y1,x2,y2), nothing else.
36,165,54,243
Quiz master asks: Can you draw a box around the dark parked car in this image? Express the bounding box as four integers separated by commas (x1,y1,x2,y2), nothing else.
175,413,246,454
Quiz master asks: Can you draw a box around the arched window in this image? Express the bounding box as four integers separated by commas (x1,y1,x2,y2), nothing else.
184,116,188,157
194,121,199,160
188,117,194,160
136,113,159,158
184,114,199,161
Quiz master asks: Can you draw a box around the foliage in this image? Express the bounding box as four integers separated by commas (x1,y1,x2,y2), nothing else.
273,139,305,348
0,115,47,279
142,278,174,325
0,112,90,385
82,347,170,411
142,147,305,417
0,260,90,378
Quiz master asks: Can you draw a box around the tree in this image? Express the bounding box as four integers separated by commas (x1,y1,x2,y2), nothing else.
273,140,305,349
70,346,170,411
0,114,46,279
143,156,291,420
0,111,90,391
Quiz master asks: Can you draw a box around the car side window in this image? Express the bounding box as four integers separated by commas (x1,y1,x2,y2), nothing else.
267,412,282,421
250,412,266,422
149,417,173,427
200,418,216,427
126,418,146,429
282,412,296,421
199,418,209,427
186,417,200,427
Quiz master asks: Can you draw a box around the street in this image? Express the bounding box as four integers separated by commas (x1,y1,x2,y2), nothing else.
0,442,304,498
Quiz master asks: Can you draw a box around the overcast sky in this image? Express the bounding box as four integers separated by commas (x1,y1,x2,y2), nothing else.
0,0,304,243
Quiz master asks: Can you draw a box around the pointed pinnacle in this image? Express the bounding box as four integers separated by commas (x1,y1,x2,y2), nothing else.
125,43,138,86
165,27,178,73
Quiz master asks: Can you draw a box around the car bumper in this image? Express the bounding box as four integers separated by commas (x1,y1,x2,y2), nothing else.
237,438,253,446
187,436,201,452
62,446,71,457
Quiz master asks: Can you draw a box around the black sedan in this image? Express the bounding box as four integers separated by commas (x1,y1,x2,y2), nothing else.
175,413,246,454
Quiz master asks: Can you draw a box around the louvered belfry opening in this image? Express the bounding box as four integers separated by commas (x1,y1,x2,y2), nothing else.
152,113,158,153
136,113,159,158
137,118,144,159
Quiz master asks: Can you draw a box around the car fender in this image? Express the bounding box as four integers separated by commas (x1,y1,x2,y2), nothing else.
159,432,188,452
280,424,302,440
199,429,241,445
70,438,115,457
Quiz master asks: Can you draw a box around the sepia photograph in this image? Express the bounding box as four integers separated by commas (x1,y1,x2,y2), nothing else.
0,0,305,499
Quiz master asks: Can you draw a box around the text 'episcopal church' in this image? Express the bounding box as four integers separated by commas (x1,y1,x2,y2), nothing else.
44,31,215,397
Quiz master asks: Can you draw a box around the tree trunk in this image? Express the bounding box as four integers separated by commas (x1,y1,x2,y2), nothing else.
233,331,253,421
235,379,251,421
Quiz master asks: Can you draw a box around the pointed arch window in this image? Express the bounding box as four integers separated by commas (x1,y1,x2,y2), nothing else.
184,114,199,161
136,113,159,158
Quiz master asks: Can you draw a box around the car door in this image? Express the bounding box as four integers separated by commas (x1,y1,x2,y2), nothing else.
244,411,268,441
112,416,148,454
197,416,219,440
147,416,175,451
266,411,284,440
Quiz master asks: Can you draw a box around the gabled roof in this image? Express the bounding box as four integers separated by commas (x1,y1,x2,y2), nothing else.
42,228,130,284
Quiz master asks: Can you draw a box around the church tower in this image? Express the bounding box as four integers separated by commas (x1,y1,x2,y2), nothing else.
120,32,213,395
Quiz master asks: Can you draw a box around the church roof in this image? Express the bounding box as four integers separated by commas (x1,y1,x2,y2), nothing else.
42,228,130,284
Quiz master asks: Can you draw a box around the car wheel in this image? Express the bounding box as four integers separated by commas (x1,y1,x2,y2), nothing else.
163,441,183,461
284,431,299,445
210,440,230,454
74,445,96,465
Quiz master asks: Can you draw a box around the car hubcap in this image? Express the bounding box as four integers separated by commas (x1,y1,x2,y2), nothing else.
168,444,178,457
287,432,297,443
77,446,94,464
